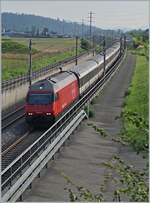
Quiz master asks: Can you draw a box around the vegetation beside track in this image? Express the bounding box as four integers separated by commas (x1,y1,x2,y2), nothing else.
63,155,148,202
121,50,148,153
2,38,38,54
64,33,149,201
2,37,84,80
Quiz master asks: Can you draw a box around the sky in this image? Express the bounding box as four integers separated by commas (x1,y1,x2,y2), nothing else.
1,0,149,30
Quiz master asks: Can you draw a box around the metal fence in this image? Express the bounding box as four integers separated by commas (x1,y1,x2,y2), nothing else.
2,37,121,92
2,51,88,92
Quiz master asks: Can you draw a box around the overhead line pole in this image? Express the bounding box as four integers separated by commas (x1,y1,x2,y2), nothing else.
88,11,95,49
124,34,126,50
81,18,84,39
92,36,95,56
28,39,32,86
75,36,78,65
103,36,106,81
120,35,122,56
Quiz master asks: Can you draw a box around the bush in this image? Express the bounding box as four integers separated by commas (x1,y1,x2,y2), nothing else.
80,38,91,51
2,40,37,54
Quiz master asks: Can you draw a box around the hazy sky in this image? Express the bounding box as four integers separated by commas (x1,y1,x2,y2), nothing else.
1,0,149,30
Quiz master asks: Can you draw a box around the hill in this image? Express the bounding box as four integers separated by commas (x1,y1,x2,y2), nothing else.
2,12,103,37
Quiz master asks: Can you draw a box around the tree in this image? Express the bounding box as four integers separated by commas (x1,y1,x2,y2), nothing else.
36,28,40,36
42,27,49,36
80,38,91,51
31,25,36,36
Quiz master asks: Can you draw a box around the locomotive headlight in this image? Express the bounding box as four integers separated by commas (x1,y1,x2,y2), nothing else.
28,113,33,115
46,113,51,115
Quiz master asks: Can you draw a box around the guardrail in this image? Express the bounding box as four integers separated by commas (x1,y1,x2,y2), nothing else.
2,51,89,91
1,50,125,202
2,110,87,202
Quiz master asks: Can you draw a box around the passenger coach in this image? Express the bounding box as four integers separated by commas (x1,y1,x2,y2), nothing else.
25,42,121,125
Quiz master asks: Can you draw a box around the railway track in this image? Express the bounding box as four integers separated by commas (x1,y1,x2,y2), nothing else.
2,106,25,130
1,51,93,131
2,51,125,193
2,129,43,170
2,50,124,174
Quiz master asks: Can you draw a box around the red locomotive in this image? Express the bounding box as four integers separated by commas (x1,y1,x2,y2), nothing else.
25,71,79,124
25,42,120,125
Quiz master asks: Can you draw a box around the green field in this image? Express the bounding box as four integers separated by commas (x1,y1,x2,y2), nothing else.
2,37,80,80
122,53,148,152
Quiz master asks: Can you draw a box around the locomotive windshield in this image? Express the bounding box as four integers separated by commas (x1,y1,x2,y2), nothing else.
27,94,53,105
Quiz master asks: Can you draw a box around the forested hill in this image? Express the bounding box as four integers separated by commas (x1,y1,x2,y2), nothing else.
2,12,103,37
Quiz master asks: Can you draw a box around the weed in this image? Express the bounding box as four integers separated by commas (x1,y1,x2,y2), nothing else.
122,54,148,153
84,105,95,118
102,156,148,202
88,123,108,137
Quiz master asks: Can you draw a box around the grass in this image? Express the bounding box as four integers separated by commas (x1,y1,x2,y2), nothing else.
122,52,148,152
2,38,38,54
3,37,76,52
2,37,82,80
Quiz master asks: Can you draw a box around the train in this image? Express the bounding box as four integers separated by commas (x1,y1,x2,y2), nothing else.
25,42,121,125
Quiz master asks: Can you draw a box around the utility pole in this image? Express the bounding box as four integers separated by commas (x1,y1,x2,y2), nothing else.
111,30,114,46
88,11,95,46
74,22,76,38
92,35,95,56
103,36,106,80
124,34,126,50
29,39,32,86
75,36,78,65
62,21,64,36
81,18,84,39
120,35,122,56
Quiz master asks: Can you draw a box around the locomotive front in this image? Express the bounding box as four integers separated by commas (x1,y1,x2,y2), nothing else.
25,79,55,124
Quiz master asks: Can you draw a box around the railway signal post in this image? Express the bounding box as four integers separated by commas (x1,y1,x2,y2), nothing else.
29,39,32,86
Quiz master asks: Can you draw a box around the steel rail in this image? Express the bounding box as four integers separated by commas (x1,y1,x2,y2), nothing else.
2,110,87,202
2,106,24,121
2,114,25,131
2,51,124,175
2,49,125,199
2,106,25,131
1,51,89,129
2,131,33,156
1,43,116,130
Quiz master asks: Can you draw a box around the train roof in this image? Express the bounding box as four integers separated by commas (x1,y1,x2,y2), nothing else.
70,42,120,79
70,60,98,79
89,54,103,65
29,71,77,92
105,42,120,59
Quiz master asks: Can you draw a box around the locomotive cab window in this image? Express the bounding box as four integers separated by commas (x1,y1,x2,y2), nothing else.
27,94,53,105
